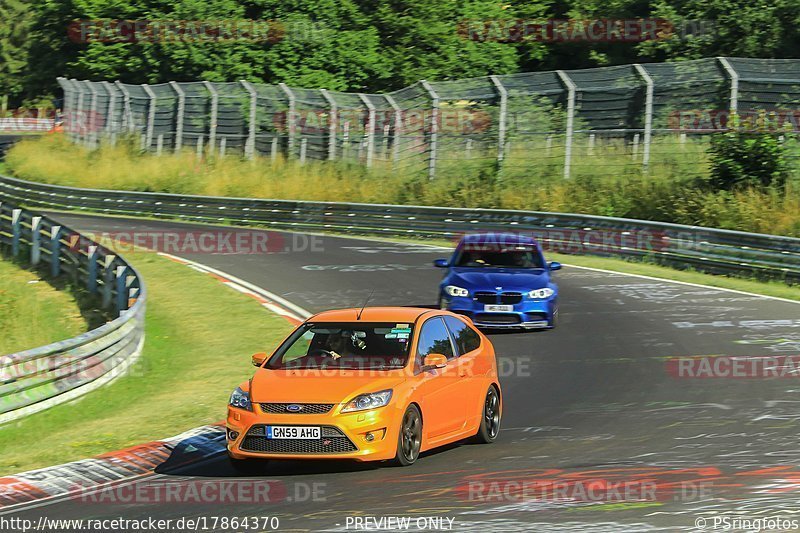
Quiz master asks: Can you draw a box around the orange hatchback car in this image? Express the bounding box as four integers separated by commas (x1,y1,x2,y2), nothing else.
226,307,502,469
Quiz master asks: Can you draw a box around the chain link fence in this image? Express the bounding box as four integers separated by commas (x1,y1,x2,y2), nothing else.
57,57,800,180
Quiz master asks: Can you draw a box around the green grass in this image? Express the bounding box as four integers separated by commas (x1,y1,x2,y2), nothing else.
0,257,87,354
5,133,800,237
0,251,292,475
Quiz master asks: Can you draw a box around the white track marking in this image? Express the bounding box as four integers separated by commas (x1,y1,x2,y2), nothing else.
565,264,800,305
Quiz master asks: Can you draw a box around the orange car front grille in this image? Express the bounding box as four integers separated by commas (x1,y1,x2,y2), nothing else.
241,425,357,454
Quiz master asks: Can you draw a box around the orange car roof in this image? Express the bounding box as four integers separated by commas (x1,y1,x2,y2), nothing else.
308,307,438,324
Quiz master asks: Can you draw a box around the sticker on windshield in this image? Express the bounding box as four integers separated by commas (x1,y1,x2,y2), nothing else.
391,327,412,334
385,333,398,339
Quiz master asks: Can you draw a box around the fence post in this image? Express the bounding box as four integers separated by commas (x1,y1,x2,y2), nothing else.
489,75,508,167
278,83,296,158
170,81,185,153
30,216,41,266
87,82,100,148
718,57,739,114
299,138,307,164
421,81,439,179
634,64,654,172
56,78,74,142
384,94,403,167
142,84,157,150
115,81,134,133
556,70,576,179
102,81,117,139
240,80,257,159
320,89,338,160
203,81,218,155
87,246,99,294
75,81,86,146
358,94,376,167
11,208,21,257
50,226,61,278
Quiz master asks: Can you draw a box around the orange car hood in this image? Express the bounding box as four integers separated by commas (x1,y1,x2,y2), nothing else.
250,368,407,403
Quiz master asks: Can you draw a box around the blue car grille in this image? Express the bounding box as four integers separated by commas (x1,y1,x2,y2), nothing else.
474,291,523,305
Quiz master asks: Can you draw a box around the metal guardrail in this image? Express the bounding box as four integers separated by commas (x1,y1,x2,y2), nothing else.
0,173,798,283
0,200,145,424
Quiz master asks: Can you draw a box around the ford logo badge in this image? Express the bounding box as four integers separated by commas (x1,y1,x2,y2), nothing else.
286,404,303,412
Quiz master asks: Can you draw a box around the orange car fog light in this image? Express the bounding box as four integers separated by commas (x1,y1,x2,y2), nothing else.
227,430,240,441
363,429,387,442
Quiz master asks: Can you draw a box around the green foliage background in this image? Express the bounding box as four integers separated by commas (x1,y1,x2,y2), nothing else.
3,0,800,104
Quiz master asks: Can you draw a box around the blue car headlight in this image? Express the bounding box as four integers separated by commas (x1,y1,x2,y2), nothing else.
445,285,469,297
528,288,555,300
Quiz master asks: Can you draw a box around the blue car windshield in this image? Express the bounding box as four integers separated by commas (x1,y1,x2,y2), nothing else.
454,245,544,269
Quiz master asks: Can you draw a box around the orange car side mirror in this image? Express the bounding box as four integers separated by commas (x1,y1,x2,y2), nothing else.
252,352,268,367
422,353,448,371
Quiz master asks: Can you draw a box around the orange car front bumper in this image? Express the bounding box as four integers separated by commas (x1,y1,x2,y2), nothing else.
226,404,401,462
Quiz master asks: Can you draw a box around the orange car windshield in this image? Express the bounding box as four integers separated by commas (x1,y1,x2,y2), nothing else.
266,322,414,370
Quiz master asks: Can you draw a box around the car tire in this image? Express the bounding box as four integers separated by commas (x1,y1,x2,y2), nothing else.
474,386,501,444
228,456,269,475
393,405,423,466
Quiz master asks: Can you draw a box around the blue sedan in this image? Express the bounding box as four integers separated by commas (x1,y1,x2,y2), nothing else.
434,233,561,330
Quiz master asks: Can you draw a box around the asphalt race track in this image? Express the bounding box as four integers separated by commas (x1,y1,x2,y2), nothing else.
5,212,800,532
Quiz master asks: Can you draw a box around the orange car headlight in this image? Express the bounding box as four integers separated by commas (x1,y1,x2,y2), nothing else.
341,390,393,413
229,387,253,411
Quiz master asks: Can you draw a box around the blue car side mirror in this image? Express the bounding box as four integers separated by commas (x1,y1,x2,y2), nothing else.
549,261,562,271
433,259,449,268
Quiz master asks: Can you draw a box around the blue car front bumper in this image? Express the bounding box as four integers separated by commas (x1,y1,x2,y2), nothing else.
441,295,557,329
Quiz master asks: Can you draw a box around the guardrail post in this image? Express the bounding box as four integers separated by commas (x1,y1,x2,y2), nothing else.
30,216,42,265
320,89,337,160
50,226,62,277
142,84,157,150
240,80,257,159
489,75,508,169
556,70,576,179
718,57,739,114
358,94,375,167
420,81,439,180
87,245,98,294
384,95,403,167
634,64,654,172
11,208,22,257
101,254,115,307
170,81,185,153
115,265,128,314
278,83,296,158
115,81,134,133
203,81,218,155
